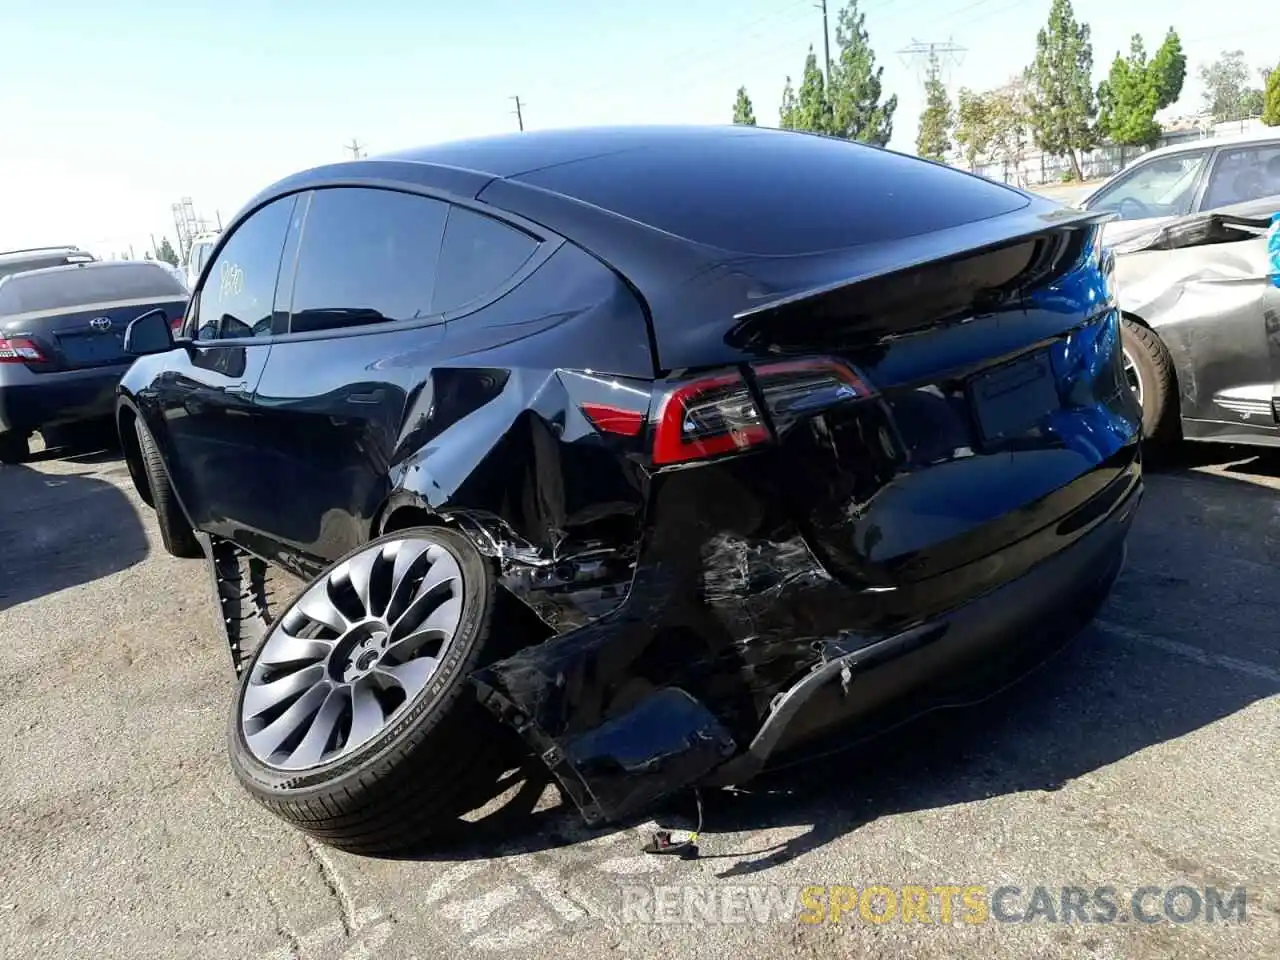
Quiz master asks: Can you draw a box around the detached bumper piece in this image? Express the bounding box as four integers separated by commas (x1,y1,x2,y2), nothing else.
474,681,736,825
197,532,277,677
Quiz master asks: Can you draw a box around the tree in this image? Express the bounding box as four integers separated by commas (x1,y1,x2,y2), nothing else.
1200,50,1261,121
954,87,994,169
779,76,799,129
732,86,757,126
826,0,896,145
795,47,834,133
916,52,953,160
1026,0,1098,180
156,237,180,267
1097,35,1161,148
1149,28,1186,109
1264,65,1280,126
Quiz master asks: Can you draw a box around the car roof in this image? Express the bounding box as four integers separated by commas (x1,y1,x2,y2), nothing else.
1137,128,1280,163
0,245,89,263
381,124,785,178
2,259,169,282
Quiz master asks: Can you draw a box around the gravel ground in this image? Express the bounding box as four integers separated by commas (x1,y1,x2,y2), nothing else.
1,439,1277,960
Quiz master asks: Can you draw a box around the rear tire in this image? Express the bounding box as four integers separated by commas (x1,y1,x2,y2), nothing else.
227,526,521,855
134,418,202,558
0,432,29,464
1119,317,1179,444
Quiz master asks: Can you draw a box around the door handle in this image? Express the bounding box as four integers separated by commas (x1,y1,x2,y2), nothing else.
347,389,386,405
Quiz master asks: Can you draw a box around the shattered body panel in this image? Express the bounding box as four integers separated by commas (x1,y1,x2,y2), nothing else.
1114,195,1280,445
115,126,1144,826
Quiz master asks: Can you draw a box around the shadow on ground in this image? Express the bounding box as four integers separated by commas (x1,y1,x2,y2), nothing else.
0,438,148,611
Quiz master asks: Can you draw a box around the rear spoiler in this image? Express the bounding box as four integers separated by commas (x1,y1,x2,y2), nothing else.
731,205,1112,322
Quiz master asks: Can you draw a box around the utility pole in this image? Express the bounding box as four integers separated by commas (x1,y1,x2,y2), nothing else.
510,95,525,132
896,38,967,86
344,138,365,159
814,0,832,84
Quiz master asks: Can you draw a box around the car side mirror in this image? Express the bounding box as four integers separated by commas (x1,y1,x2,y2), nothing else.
124,308,176,355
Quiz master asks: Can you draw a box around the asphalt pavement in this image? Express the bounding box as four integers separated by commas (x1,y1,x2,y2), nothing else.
1,439,1278,959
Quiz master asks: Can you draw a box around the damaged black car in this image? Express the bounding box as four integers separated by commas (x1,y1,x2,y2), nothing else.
115,125,1144,854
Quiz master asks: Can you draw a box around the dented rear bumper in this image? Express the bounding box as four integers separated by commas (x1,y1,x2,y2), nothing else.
473,452,1142,826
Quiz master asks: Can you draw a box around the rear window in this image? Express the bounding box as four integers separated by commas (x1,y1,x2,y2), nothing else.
515,132,1030,255
0,263,187,315
0,255,77,283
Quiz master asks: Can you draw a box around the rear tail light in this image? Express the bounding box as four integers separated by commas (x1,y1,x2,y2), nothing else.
652,371,769,465
0,338,47,363
169,314,185,333
650,358,872,466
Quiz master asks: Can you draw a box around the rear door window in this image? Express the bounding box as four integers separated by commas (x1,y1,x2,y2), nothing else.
1201,142,1280,210
194,196,297,341
287,187,448,335
433,206,539,314
0,263,186,315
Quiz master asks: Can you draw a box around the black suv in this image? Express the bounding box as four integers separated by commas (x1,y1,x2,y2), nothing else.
117,125,1142,854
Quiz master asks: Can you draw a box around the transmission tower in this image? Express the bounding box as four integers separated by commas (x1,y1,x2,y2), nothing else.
897,39,967,87
170,197,217,261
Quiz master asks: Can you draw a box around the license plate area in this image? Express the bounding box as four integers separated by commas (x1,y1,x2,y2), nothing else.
968,351,1059,445
56,331,126,366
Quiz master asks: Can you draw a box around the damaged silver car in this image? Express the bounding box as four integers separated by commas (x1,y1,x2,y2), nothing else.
1115,195,1280,446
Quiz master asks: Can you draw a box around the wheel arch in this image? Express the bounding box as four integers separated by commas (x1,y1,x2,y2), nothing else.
114,399,154,508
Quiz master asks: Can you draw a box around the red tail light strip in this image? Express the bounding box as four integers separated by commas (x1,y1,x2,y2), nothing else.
0,338,46,363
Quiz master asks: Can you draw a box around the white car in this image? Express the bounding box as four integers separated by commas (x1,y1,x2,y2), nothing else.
1079,129,1280,246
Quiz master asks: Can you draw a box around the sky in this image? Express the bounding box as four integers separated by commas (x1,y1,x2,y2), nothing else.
2,0,1277,259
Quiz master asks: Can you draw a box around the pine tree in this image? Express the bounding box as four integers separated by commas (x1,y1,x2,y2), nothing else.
1264,65,1280,126
1097,36,1161,148
779,76,799,129
826,0,896,145
732,86,757,125
796,48,834,133
1027,0,1098,180
1150,28,1186,110
916,52,953,160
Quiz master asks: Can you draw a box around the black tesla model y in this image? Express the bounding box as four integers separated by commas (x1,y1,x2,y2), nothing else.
116,125,1143,854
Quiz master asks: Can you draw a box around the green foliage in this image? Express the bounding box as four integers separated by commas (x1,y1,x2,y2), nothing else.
1199,50,1263,121
1097,36,1161,147
1026,0,1098,179
732,86,757,126
916,53,953,161
796,48,834,134
1264,65,1280,126
826,0,896,145
953,88,993,168
779,76,798,129
156,237,180,267
1149,28,1186,109
952,80,1032,178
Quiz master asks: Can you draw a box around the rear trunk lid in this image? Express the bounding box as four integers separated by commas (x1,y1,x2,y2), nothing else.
1,299,187,372
650,207,1140,598
0,262,188,372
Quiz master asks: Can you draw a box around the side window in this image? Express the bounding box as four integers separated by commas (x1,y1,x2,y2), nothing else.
433,207,539,315
1087,150,1209,220
194,196,296,341
1202,143,1280,210
288,188,448,335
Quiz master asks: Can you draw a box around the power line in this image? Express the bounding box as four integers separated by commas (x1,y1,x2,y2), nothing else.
897,38,967,87
510,95,525,131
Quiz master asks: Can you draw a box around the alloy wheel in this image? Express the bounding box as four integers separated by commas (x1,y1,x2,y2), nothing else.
240,537,464,771
1121,348,1144,408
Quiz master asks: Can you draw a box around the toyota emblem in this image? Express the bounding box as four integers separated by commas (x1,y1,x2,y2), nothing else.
89,316,113,331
